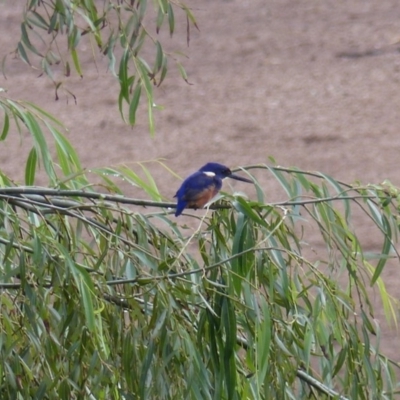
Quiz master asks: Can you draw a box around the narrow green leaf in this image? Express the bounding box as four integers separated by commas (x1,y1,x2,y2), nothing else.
156,6,164,34
133,29,147,58
371,266,397,325
71,48,83,77
26,11,50,30
46,51,61,65
140,338,155,399
138,0,148,20
233,197,269,228
268,166,293,199
21,22,43,57
1,54,8,79
182,4,199,30
222,299,237,399
333,346,348,377
167,3,175,36
118,49,130,102
118,91,127,123
129,83,141,126
231,212,246,294
134,166,159,201
127,13,140,48
17,42,31,65
303,324,313,370
135,59,152,114
252,177,264,203
25,147,37,185
75,7,102,47
48,10,58,33
105,33,118,77
34,381,47,399
54,242,97,332
366,199,383,227
41,58,54,80
22,111,57,182
49,123,83,173
147,99,155,136
177,61,191,84
0,111,9,141
154,41,163,74
371,215,392,284
78,274,96,332
222,298,236,356
294,170,311,191
157,0,168,13
68,26,81,50
157,56,168,87
256,298,271,385
25,101,65,127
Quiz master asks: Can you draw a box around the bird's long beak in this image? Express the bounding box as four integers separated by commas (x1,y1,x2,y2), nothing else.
228,173,253,183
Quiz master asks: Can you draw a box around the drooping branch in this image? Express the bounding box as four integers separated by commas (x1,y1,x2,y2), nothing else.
0,186,389,213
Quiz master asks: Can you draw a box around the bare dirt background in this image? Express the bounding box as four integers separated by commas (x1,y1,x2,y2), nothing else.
1,0,400,374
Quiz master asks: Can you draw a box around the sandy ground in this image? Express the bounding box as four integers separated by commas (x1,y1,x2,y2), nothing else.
1,0,400,372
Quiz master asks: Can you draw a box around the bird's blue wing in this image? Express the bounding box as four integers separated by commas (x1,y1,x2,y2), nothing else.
174,172,222,216
177,172,221,199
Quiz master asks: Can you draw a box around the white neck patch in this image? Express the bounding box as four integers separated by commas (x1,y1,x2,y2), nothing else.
203,171,216,177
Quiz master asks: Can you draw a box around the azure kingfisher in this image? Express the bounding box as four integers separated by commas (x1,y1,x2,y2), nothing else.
174,162,252,217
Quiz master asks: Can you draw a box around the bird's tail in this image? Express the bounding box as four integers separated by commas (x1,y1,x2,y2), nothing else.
175,201,187,217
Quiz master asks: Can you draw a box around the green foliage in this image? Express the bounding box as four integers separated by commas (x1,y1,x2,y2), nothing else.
14,0,197,133
0,101,399,397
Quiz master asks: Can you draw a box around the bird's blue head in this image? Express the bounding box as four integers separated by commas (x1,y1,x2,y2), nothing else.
199,163,252,183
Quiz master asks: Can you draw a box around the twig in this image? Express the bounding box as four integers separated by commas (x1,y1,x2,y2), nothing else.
296,369,349,400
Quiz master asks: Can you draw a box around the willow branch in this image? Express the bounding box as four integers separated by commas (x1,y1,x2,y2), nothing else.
0,187,389,212
295,369,349,400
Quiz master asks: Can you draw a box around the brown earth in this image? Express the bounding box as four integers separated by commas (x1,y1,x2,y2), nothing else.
1,0,400,375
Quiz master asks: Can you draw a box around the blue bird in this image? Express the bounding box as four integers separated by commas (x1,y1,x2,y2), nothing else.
174,162,252,216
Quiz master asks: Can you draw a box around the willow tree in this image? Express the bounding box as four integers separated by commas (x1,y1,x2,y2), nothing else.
0,1,399,399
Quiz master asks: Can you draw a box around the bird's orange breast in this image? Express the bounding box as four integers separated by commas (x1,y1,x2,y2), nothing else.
187,185,219,209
